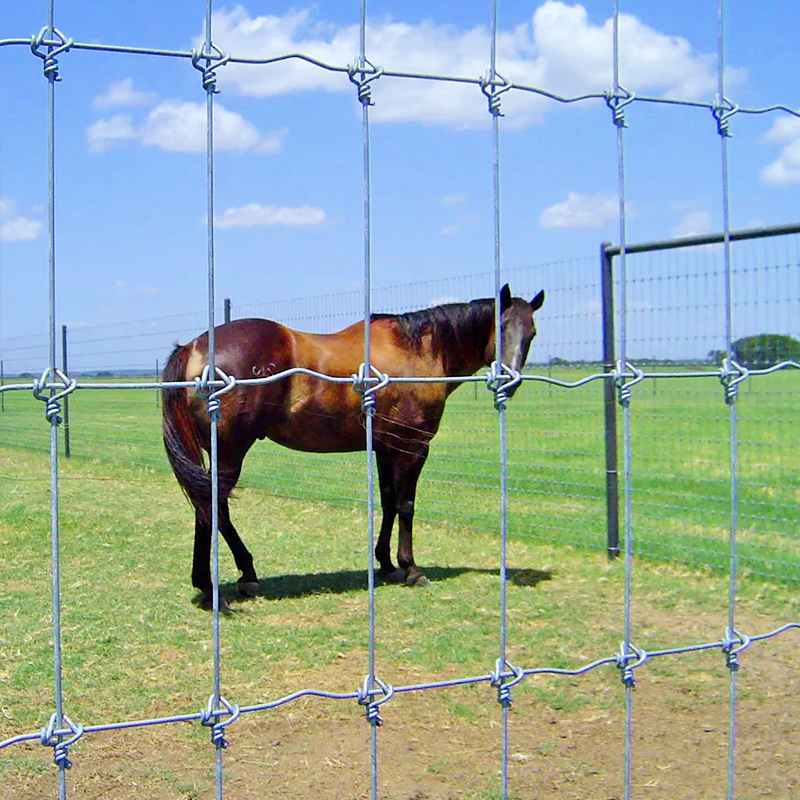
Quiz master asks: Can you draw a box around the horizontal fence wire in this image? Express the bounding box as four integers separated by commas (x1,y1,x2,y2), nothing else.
1,4,800,798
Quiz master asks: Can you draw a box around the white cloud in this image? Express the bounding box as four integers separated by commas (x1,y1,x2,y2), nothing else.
92,78,158,110
441,193,465,205
759,113,800,186
440,223,460,235
539,191,621,229
0,197,43,242
672,210,712,238
214,203,326,228
141,100,285,153
114,279,162,295
206,2,744,129
86,113,138,154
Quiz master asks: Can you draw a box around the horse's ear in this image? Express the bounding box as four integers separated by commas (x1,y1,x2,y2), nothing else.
531,289,545,311
500,284,512,311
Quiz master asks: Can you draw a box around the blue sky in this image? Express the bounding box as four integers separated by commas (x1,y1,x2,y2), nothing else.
1,1,799,366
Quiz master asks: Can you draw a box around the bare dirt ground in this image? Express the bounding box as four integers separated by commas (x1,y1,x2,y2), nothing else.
4,606,799,800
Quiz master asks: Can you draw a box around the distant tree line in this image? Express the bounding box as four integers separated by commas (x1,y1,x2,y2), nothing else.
708,333,800,369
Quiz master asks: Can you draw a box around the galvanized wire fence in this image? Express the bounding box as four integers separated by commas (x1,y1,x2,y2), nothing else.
1,1,799,799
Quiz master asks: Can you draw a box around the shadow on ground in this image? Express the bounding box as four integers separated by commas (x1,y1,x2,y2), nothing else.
203,566,553,606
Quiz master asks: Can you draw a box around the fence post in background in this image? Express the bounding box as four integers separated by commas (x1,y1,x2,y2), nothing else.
224,297,231,324
1,360,4,412
601,243,619,559
61,324,71,459
156,359,160,408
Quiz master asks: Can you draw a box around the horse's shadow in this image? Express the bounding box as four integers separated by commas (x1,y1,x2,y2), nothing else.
203,566,553,607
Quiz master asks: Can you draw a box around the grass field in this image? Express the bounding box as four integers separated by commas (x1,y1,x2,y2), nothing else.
1,366,797,584
0,434,799,799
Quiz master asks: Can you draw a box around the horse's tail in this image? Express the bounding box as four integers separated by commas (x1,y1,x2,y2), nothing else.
162,344,212,517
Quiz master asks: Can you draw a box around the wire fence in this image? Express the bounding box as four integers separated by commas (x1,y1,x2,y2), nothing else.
0,1,799,800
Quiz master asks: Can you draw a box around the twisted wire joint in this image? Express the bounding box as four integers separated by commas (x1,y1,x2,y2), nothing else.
358,675,394,726
604,85,635,128
719,356,748,405
721,628,751,672
30,27,73,82
200,695,240,749
40,713,83,769
613,360,644,408
480,71,512,117
191,41,231,94
486,361,522,411
490,658,525,707
194,365,237,422
615,642,648,688
712,95,739,138
33,368,77,425
352,363,390,417
347,59,383,106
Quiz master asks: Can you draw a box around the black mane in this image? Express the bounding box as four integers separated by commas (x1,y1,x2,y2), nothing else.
372,298,495,372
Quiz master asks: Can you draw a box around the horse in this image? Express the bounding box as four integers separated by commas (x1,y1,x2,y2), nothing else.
162,284,544,606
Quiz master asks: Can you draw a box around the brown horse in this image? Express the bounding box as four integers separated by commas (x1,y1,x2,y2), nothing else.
162,284,544,605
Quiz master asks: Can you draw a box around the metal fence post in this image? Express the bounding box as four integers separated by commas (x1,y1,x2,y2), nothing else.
224,297,231,324
601,242,619,559
61,325,71,459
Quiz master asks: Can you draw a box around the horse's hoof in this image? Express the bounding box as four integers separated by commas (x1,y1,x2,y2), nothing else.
379,568,407,584
236,580,260,598
406,571,429,588
198,594,231,611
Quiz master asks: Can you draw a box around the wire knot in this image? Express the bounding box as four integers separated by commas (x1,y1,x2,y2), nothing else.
192,42,231,94
347,59,383,106
30,27,73,82
615,642,648,688
200,695,240,749
490,659,525,707
194,365,236,421
352,363,390,416
721,628,751,672
40,713,83,769
358,675,394,726
33,368,77,425
719,357,748,405
604,85,635,128
486,361,522,411
712,95,739,138
612,360,644,408
480,72,512,117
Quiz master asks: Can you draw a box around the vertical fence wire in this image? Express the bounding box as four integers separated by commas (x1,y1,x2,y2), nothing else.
716,2,740,797
43,3,68,798
355,2,380,797
610,3,635,798
485,2,514,798
199,2,226,797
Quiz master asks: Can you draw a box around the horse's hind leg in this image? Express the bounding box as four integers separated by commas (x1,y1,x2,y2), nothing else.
389,447,430,587
375,451,403,582
219,499,259,597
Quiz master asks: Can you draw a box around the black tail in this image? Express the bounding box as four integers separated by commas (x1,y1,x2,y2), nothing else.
162,344,215,519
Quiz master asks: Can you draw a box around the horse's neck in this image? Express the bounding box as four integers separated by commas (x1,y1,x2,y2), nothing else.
444,308,494,378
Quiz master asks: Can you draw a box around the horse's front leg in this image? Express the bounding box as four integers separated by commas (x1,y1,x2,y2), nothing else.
393,447,430,587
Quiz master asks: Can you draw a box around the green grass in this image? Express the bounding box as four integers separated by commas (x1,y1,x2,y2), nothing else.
1,437,799,798
0,367,797,583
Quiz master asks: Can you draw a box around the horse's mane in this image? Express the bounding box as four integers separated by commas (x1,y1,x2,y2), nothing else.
372,298,495,370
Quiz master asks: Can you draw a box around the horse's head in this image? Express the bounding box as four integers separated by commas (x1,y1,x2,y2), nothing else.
495,284,545,397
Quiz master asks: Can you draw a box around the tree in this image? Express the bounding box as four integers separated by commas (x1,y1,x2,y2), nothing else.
707,349,727,366
732,334,800,370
